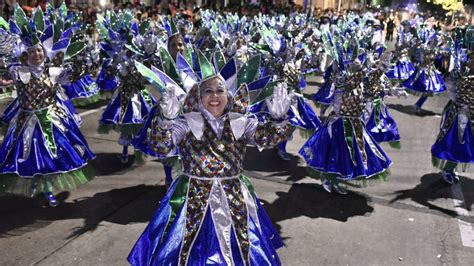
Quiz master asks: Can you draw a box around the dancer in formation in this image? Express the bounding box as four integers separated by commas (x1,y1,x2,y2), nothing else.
300,33,392,194
97,11,156,163
132,19,186,185
431,28,474,184
402,26,447,113
128,50,295,265
0,5,95,207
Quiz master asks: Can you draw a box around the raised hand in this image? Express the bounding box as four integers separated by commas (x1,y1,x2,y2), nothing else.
160,86,181,120
266,82,293,120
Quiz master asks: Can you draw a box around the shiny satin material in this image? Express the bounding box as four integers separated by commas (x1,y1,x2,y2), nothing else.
402,67,447,94
99,89,156,125
386,60,415,80
365,100,401,143
128,175,283,266
97,61,119,92
299,117,392,180
312,68,335,105
0,106,95,177
432,107,474,164
250,97,320,130
63,74,100,99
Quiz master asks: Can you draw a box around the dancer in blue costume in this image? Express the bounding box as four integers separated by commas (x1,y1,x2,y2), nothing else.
132,19,186,185
300,44,392,194
97,11,156,163
432,28,474,184
402,26,447,114
0,5,95,207
386,25,415,81
249,18,321,161
62,48,100,106
128,47,294,265
364,49,406,148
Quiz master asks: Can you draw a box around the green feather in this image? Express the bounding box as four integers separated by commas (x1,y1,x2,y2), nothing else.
0,17,9,30
134,61,165,94
33,7,45,33
237,55,260,87
65,41,86,60
197,49,215,80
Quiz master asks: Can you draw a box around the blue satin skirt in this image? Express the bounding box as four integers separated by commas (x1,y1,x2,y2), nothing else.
402,67,447,94
96,66,118,92
365,100,401,143
63,74,100,100
131,105,166,158
299,117,392,180
431,106,474,165
0,106,95,177
386,60,415,81
128,175,283,265
99,88,156,126
249,97,320,130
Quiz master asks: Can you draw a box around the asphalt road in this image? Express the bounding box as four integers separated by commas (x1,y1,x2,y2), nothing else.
0,75,473,265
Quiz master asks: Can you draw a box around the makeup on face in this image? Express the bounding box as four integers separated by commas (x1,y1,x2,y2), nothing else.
200,77,228,118
27,46,45,66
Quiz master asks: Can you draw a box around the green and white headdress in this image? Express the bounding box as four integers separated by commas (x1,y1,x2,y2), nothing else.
9,4,86,60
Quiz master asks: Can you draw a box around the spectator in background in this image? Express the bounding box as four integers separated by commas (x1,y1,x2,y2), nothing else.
386,13,395,42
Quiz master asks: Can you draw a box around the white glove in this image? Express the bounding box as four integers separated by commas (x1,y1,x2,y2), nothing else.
160,86,181,120
266,82,293,119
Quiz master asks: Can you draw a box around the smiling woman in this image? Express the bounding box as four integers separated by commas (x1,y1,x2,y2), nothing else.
26,46,45,67
199,76,229,118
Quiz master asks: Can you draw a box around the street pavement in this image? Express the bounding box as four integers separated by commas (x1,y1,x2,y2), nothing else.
0,75,473,265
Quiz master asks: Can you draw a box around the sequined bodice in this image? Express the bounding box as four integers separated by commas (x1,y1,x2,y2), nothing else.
455,76,474,115
71,59,87,82
365,69,385,98
179,120,247,178
338,72,366,117
17,70,56,111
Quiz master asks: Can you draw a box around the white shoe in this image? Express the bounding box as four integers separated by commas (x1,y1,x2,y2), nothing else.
322,180,333,193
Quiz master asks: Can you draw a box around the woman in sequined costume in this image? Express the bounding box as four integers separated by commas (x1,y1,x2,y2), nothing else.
431,51,474,184
300,60,392,194
0,44,95,207
132,32,185,185
128,64,294,265
62,50,100,107
402,36,447,114
98,53,156,163
385,26,415,82
364,52,405,148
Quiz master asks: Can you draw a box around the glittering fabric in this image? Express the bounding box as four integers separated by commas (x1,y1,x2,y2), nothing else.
179,120,246,178
365,69,385,98
254,121,294,150
180,178,213,265
17,69,57,111
119,71,147,119
352,119,367,167
148,115,174,155
338,73,366,117
437,102,457,141
454,76,474,117
183,85,200,113
221,178,249,263
70,58,88,83
230,85,249,114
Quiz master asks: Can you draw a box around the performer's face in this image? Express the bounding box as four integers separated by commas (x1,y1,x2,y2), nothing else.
168,35,185,60
200,77,228,118
27,46,45,66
